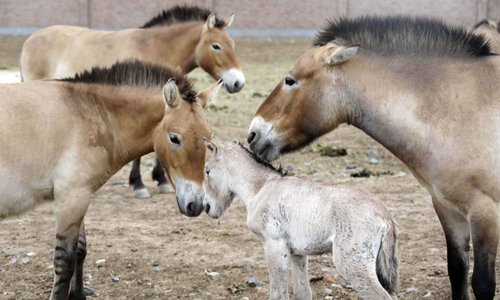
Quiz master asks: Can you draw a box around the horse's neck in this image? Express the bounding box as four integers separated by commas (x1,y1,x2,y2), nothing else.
65,83,164,172
224,153,277,206
346,57,441,180
143,23,202,72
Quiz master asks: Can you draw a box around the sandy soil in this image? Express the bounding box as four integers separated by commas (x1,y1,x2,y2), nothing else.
0,38,498,299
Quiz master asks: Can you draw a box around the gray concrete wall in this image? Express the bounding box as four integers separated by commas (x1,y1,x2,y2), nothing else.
0,0,498,35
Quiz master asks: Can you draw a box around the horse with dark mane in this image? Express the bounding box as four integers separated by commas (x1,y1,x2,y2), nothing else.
21,5,244,199
248,16,499,300
0,60,220,300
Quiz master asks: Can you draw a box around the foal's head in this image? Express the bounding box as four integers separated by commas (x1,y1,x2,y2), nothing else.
202,140,236,219
154,78,222,217
247,42,359,161
195,14,245,93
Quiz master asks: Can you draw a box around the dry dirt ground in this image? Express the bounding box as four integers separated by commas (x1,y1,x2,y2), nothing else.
0,37,499,300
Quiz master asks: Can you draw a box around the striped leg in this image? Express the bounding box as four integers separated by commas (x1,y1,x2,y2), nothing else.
50,190,90,300
69,222,87,300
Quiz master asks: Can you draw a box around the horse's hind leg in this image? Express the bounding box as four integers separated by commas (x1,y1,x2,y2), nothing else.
69,222,87,300
332,241,392,299
50,189,90,300
469,195,498,300
432,197,471,300
290,254,312,300
152,157,173,193
129,158,150,198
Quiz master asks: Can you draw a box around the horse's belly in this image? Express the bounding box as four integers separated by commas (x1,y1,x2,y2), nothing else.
0,170,54,218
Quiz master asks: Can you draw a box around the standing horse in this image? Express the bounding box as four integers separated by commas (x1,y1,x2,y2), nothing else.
0,60,219,299
248,16,499,300
203,141,399,300
20,5,244,198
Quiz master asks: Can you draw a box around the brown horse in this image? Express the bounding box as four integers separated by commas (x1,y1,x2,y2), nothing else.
20,5,243,198
0,60,219,299
248,16,498,300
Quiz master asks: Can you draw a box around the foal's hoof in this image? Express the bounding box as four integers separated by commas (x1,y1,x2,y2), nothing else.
158,184,174,194
134,188,151,199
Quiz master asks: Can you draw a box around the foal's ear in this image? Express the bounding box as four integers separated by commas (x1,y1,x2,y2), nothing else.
163,79,179,108
203,137,219,155
197,79,223,108
203,13,217,33
224,14,235,28
325,44,359,65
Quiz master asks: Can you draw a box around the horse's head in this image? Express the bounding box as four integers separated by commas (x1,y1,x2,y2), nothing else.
153,79,222,217
247,42,359,161
195,14,245,94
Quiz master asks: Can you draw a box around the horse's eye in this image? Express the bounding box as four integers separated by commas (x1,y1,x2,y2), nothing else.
169,134,181,145
205,168,210,175
284,76,296,86
211,43,222,51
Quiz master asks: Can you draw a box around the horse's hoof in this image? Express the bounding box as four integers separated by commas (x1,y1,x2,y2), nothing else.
134,188,151,198
158,184,174,194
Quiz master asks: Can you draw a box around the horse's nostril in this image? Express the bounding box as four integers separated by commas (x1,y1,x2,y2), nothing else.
187,202,194,214
247,132,256,144
205,204,211,214
234,81,240,89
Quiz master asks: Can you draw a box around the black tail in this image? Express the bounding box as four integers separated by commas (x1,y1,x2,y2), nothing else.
376,220,399,296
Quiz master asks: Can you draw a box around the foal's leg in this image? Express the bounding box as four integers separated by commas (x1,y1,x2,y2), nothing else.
290,254,312,300
152,157,173,193
469,196,498,300
264,239,290,300
129,158,150,198
68,222,87,300
51,190,90,300
432,197,471,300
332,242,392,300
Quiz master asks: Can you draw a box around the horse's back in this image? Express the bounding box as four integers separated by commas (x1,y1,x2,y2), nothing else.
20,25,111,80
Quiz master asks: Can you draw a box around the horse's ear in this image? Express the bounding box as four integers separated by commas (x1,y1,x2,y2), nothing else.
224,14,235,28
203,13,217,34
204,137,219,155
163,79,179,108
197,79,223,108
325,44,359,65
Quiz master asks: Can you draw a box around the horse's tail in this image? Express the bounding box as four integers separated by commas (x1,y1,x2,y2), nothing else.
376,220,399,296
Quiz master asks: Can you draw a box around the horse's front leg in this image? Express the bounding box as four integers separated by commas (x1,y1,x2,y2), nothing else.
129,158,150,198
469,195,498,300
432,197,471,300
290,254,312,300
263,238,290,300
68,222,87,300
152,157,173,193
51,189,90,300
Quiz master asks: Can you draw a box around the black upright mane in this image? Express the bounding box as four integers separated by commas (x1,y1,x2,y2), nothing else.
235,142,288,176
314,16,493,58
141,5,226,29
62,60,197,102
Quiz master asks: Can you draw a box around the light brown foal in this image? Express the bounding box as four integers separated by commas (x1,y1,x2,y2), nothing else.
249,16,499,300
0,60,219,300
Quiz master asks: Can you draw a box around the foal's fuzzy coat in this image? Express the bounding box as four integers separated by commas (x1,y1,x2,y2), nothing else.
203,141,399,300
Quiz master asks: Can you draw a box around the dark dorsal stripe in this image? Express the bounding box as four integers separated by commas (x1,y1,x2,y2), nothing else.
62,60,197,102
141,5,226,29
314,16,493,58
235,142,287,176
